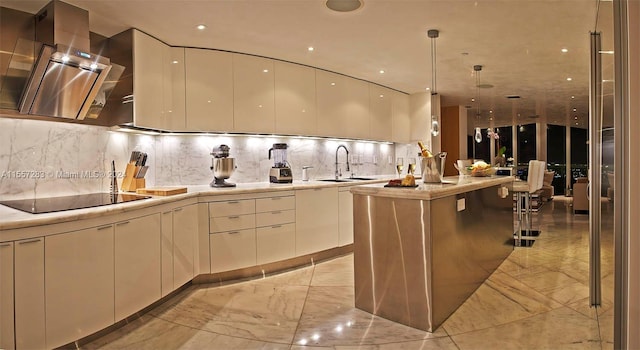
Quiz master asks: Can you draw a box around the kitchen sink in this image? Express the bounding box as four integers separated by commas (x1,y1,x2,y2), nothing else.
318,179,352,182
348,177,375,181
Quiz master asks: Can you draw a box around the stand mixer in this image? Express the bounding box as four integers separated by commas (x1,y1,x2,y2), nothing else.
210,144,236,187
268,143,293,183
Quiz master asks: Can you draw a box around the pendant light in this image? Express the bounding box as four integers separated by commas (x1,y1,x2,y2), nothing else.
428,29,440,137
473,65,483,143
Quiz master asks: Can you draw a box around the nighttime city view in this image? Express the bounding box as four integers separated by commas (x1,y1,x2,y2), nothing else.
547,124,567,195
517,123,537,166
571,127,588,187
497,126,513,163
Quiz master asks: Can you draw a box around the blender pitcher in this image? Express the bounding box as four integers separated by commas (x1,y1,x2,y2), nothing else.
268,143,288,168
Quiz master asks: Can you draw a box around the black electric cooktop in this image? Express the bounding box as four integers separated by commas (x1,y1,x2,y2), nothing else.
0,192,151,214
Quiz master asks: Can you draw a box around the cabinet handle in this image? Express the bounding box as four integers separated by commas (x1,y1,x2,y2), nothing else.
227,201,240,204
271,211,282,215
228,216,240,219
227,231,240,235
97,225,112,231
271,225,282,229
0,243,11,247
116,221,130,226
19,238,42,245
174,208,183,212
163,211,172,215
271,197,281,200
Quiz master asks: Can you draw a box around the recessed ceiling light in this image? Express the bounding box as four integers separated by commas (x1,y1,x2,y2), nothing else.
308,46,314,51
330,82,336,86
566,77,572,81
196,24,206,30
326,0,363,12
426,87,430,91
571,96,575,99
561,48,569,53
379,94,384,98
573,108,577,112
575,116,578,120
379,70,385,74
263,69,269,73
172,60,179,64
599,50,615,54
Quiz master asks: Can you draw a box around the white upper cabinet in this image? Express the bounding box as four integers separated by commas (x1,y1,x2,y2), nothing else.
185,49,234,132
274,61,317,135
316,70,345,138
163,47,186,131
369,84,394,141
233,54,275,133
132,30,185,130
316,70,369,139
343,77,370,139
132,30,164,129
392,91,411,143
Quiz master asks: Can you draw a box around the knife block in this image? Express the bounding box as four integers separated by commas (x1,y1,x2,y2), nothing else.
121,162,146,192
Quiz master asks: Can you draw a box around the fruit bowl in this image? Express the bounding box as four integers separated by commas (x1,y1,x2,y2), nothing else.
470,167,497,177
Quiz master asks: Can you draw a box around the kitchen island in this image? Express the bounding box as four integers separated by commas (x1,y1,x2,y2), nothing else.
350,176,515,332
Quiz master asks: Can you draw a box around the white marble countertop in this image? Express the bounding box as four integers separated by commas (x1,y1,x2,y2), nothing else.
0,176,393,231
350,175,516,200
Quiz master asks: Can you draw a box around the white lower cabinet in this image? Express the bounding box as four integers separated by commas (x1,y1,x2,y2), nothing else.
210,229,257,273
338,187,354,246
257,223,296,265
114,214,161,322
161,210,174,297
0,242,14,350
173,204,198,288
295,187,339,256
14,237,45,350
45,226,115,349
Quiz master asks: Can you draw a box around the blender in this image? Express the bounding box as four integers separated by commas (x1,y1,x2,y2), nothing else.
268,143,293,183
210,144,237,187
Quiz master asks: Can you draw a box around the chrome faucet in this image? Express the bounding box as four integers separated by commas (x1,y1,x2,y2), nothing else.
335,145,350,179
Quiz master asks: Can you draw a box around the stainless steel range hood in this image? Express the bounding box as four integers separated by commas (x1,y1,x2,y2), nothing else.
16,0,124,121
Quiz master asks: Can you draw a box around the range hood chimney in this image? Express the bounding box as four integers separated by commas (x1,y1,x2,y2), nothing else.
17,0,124,121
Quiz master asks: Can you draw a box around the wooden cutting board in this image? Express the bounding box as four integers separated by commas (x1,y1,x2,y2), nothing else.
136,187,188,196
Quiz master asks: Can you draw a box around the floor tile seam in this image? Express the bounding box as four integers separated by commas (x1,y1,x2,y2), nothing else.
444,305,571,337
501,268,589,301
483,278,558,314
149,311,295,347
288,264,317,347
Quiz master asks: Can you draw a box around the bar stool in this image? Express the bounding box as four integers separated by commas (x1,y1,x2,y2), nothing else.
514,160,545,247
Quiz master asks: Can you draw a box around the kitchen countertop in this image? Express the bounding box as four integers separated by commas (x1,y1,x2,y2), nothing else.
0,176,392,231
350,175,515,200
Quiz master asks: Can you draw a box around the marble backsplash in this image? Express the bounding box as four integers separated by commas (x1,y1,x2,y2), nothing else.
0,118,419,199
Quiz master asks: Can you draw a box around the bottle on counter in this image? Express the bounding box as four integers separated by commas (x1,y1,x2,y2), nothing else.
418,141,432,158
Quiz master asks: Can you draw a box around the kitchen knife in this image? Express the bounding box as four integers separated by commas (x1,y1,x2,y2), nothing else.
141,153,147,166
135,166,148,178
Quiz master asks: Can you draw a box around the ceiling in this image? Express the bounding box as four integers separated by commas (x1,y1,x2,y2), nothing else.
0,0,615,130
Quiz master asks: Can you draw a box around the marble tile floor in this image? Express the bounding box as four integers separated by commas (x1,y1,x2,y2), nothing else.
85,196,614,350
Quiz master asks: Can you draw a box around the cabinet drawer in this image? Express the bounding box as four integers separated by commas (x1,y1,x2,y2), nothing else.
209,199,255,217
256,209,295,227
255,196,295,212
210,214,255,233
210,229,256,273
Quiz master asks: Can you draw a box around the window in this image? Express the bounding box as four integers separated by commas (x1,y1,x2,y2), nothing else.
547,124,566,195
